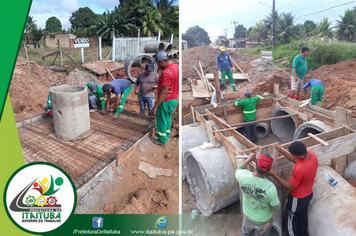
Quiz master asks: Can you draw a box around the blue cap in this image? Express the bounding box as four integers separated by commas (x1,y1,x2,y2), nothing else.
244,91,251,98
90,82,97,93
145,63,153,72
152,51,168,64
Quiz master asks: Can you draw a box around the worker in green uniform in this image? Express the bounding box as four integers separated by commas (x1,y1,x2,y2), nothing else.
234,91,260,144
44,93,52,116
217,46,237,92
86,82,106,115
303,78,325,107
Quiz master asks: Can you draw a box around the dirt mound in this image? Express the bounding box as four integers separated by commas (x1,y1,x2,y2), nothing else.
10,57,66,121
63,69,103,86
115,188,178,214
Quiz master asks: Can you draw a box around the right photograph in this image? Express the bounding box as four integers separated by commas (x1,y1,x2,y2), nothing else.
180,0,356,236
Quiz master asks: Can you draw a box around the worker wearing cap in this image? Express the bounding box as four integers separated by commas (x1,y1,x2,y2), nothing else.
150,51,179,146
234,91,260,144
303,78,324,107
269,142,318,236
211,82,226,104
291,47,310,100
102,79,132,118
44,93,52,116
217,46,237,92
134,64,158,116
236,152,280,236
86,82,106,115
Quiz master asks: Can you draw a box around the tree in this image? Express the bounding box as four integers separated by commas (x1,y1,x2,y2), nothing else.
315,17,334,41
336,9,356,42
182,25,211,47
304,20,316,36
276,12,295,45
69,7,98,29
122,0,153,25
234,24,247,38
140,8,163,37
31,27,44,46
155,0,179,37
249,22,263,43
46,16,62,33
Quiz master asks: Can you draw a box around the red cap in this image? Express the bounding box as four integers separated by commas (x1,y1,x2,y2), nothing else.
257,154,273,171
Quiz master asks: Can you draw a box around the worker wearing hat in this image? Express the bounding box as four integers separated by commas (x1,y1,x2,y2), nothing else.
102,79,132,118
150,51,179,146
234,91,260,144
85,82,106,115
217,46,237,92
269,142,318,236
134,63,158,116
236,152,280,236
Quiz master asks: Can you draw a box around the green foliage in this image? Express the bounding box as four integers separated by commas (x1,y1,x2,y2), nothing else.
69,7,98,29
276,12,295,45
46,16,62,33
314,17,334,40
49,34,56,39
140,8,162,37
234,24,247,38
336,9,356,42
30,27,44,46
182,25,211,47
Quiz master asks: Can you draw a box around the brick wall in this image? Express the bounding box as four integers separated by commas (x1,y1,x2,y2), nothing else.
45,34,76,48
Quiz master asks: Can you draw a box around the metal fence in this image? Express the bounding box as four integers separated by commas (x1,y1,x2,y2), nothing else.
114,37,157,61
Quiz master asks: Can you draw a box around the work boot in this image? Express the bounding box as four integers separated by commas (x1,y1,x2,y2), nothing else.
150,137,166,146
89,109,98,113
113,114,120,119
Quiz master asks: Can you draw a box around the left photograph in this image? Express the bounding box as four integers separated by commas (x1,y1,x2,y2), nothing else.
9,0,179,214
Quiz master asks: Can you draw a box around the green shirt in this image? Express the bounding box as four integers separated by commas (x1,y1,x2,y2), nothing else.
234,96,260,121
86,82,105,110
235,165,279,223
291,54,307,79
47,93,51,109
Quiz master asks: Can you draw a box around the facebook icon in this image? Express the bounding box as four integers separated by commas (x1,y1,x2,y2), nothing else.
92,217,103,228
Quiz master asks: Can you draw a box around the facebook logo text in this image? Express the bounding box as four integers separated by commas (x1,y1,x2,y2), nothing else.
92,217,104,228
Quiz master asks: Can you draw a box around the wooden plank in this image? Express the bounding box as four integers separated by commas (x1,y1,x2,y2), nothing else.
230,57,244,74
237,146,259,154
190,80,210,98
284,107,309,121
214,126,238,170
205,73,248,80
214,72,221,103
191,105,196,123
223,105,228,122
206,122,214,142
307,133,329,146
105,68,115,81
342,125,356,133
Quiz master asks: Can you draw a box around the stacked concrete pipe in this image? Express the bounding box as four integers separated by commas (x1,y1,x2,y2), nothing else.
162,42,173,53
308,166,356,236
256,122,269,138
124,53,158,82
143,41,165,53
49,85,90,141
293,120,330,140
270,107,297,143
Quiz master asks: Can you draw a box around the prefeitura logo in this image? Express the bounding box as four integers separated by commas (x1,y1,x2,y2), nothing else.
4,162,76,234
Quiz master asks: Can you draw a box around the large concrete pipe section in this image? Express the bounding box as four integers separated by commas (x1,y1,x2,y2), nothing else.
163,42,173,53
271,107,296,143
171,50,179,59
124,53,158,82
184,145,239,216
49,85,90,141
256,122,269,138
181,123,210,181
308,166,356,236
293,120,330,140
143,41,164,53
344,159,356,179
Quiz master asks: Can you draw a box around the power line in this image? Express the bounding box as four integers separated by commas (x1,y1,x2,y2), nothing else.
279,0,298,10
293,0,341,14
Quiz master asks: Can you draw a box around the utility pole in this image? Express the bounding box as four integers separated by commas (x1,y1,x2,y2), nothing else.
223,28,228,40
231,21,238,38
272,0,276,51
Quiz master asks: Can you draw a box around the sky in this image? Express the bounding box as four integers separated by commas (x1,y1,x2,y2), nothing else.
29,0,179,30
180,0,356,42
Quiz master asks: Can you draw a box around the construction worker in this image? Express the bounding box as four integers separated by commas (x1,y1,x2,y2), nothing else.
102,79,132,119
236,152,280,236
44,93,52,116
86,82,106,115
150,52,179,146
303,78,324,107
217,46,237,92
134,63,158,116
291,47,310,100
234,91,260,144
268,142,318,236
211,82,226,104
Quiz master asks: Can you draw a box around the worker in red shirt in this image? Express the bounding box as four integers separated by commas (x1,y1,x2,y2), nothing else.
268,141,318,236
150,52,179,146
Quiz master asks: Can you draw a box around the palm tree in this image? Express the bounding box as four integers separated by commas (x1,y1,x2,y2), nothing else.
155,0,179,37
315,18,334,41
336,10,356,42
140,8,163,37
122,0,152,25
25,16,37,44
276,12,295,45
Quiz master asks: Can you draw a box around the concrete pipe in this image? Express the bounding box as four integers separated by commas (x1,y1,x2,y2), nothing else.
171,50,178,59
143,41,165,53
308,166,356,236
49,85,90,141
293,120,330,140
344,159,356,179
163,42,173,53
181,123,210,181
256,122,269,138
271,107,296,143
260,51,272,57
184,146,239,216
124,53,158,83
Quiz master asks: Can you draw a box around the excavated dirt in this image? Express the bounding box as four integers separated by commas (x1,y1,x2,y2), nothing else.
10,56,179,214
